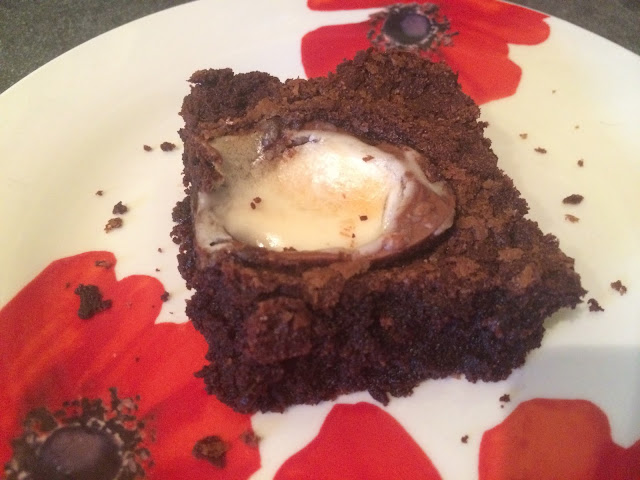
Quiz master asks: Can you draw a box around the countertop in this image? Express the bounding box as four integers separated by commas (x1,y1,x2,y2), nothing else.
1,0,639,94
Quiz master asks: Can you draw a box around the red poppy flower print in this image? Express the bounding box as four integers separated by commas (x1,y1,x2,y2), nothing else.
479,399,640,480
0,252,260,479
303,0,550,104
274,402,442,480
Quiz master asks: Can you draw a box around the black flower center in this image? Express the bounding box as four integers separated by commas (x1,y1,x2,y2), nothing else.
368,3,454,54
33,426,122,480
382,8,433,45
7,393,148,480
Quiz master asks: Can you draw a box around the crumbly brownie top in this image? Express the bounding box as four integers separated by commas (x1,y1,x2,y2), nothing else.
177,50,554,284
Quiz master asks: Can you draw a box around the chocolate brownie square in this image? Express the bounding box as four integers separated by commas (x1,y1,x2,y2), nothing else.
172,49,585,413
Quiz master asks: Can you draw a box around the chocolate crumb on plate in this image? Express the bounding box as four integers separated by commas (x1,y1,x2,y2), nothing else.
95,190,104,196
74,284,112,319
143,144,153,151
577,159,584,167
461,435,469,444
160,141,176,152
253,196,262,204
565,214,580,223
499,394,511,403
534,147,547,154
161,291,170,302
104,217,123,233
359,215,368,221
155,268,160,272
240,431,261,449
112,201,128,215
562,194,584,205
611,280,628,295
192,435,228,468
250,201,256,210
587,298,605,312
158,247,163,253
519,133,528,139
95,260,113,269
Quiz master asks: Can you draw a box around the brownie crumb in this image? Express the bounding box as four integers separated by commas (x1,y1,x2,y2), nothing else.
352,233,356,238
253,196,262,204
74,284,112,319
112,201,128,215
362,155,374,161
587,298,605,312
562,194,584,205
155,268,160,272
577,159,584,167
158,248,163,253
95,260,113,269
499,394,511,403
534,147,547,154
611,280,627,295
519,133,528,139
160,141,176,152
565,214,580,223
240,431,261,449
192,436,228,468
359,215,368,221
95,190,104,196
250,201,256,210
104,217,123,233
461,435,469,444
143,144,153,152
161,291,170,302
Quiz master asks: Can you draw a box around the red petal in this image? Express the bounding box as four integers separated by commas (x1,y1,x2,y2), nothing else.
96,321,208,415
439,0,550,45
301,22,371,78
146,379,259,480
275,402,442,480
308,0,406,9
479,399,640,480
437,36,522,104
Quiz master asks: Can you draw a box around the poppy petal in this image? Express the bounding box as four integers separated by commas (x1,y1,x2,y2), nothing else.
301,22,372,78
479,399,640,480
275,402,442,480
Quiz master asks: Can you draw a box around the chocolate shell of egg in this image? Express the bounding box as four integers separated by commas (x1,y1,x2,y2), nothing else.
193,120,456,268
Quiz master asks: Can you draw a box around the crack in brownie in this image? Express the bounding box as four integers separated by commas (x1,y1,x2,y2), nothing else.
172,49,585,413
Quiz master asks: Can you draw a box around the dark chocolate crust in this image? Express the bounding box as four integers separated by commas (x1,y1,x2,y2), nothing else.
172,50,585,413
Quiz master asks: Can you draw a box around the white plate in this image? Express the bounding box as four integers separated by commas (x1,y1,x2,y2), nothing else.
1,1,639,478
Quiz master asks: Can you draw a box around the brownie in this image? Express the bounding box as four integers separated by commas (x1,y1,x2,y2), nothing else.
172,49,585,413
